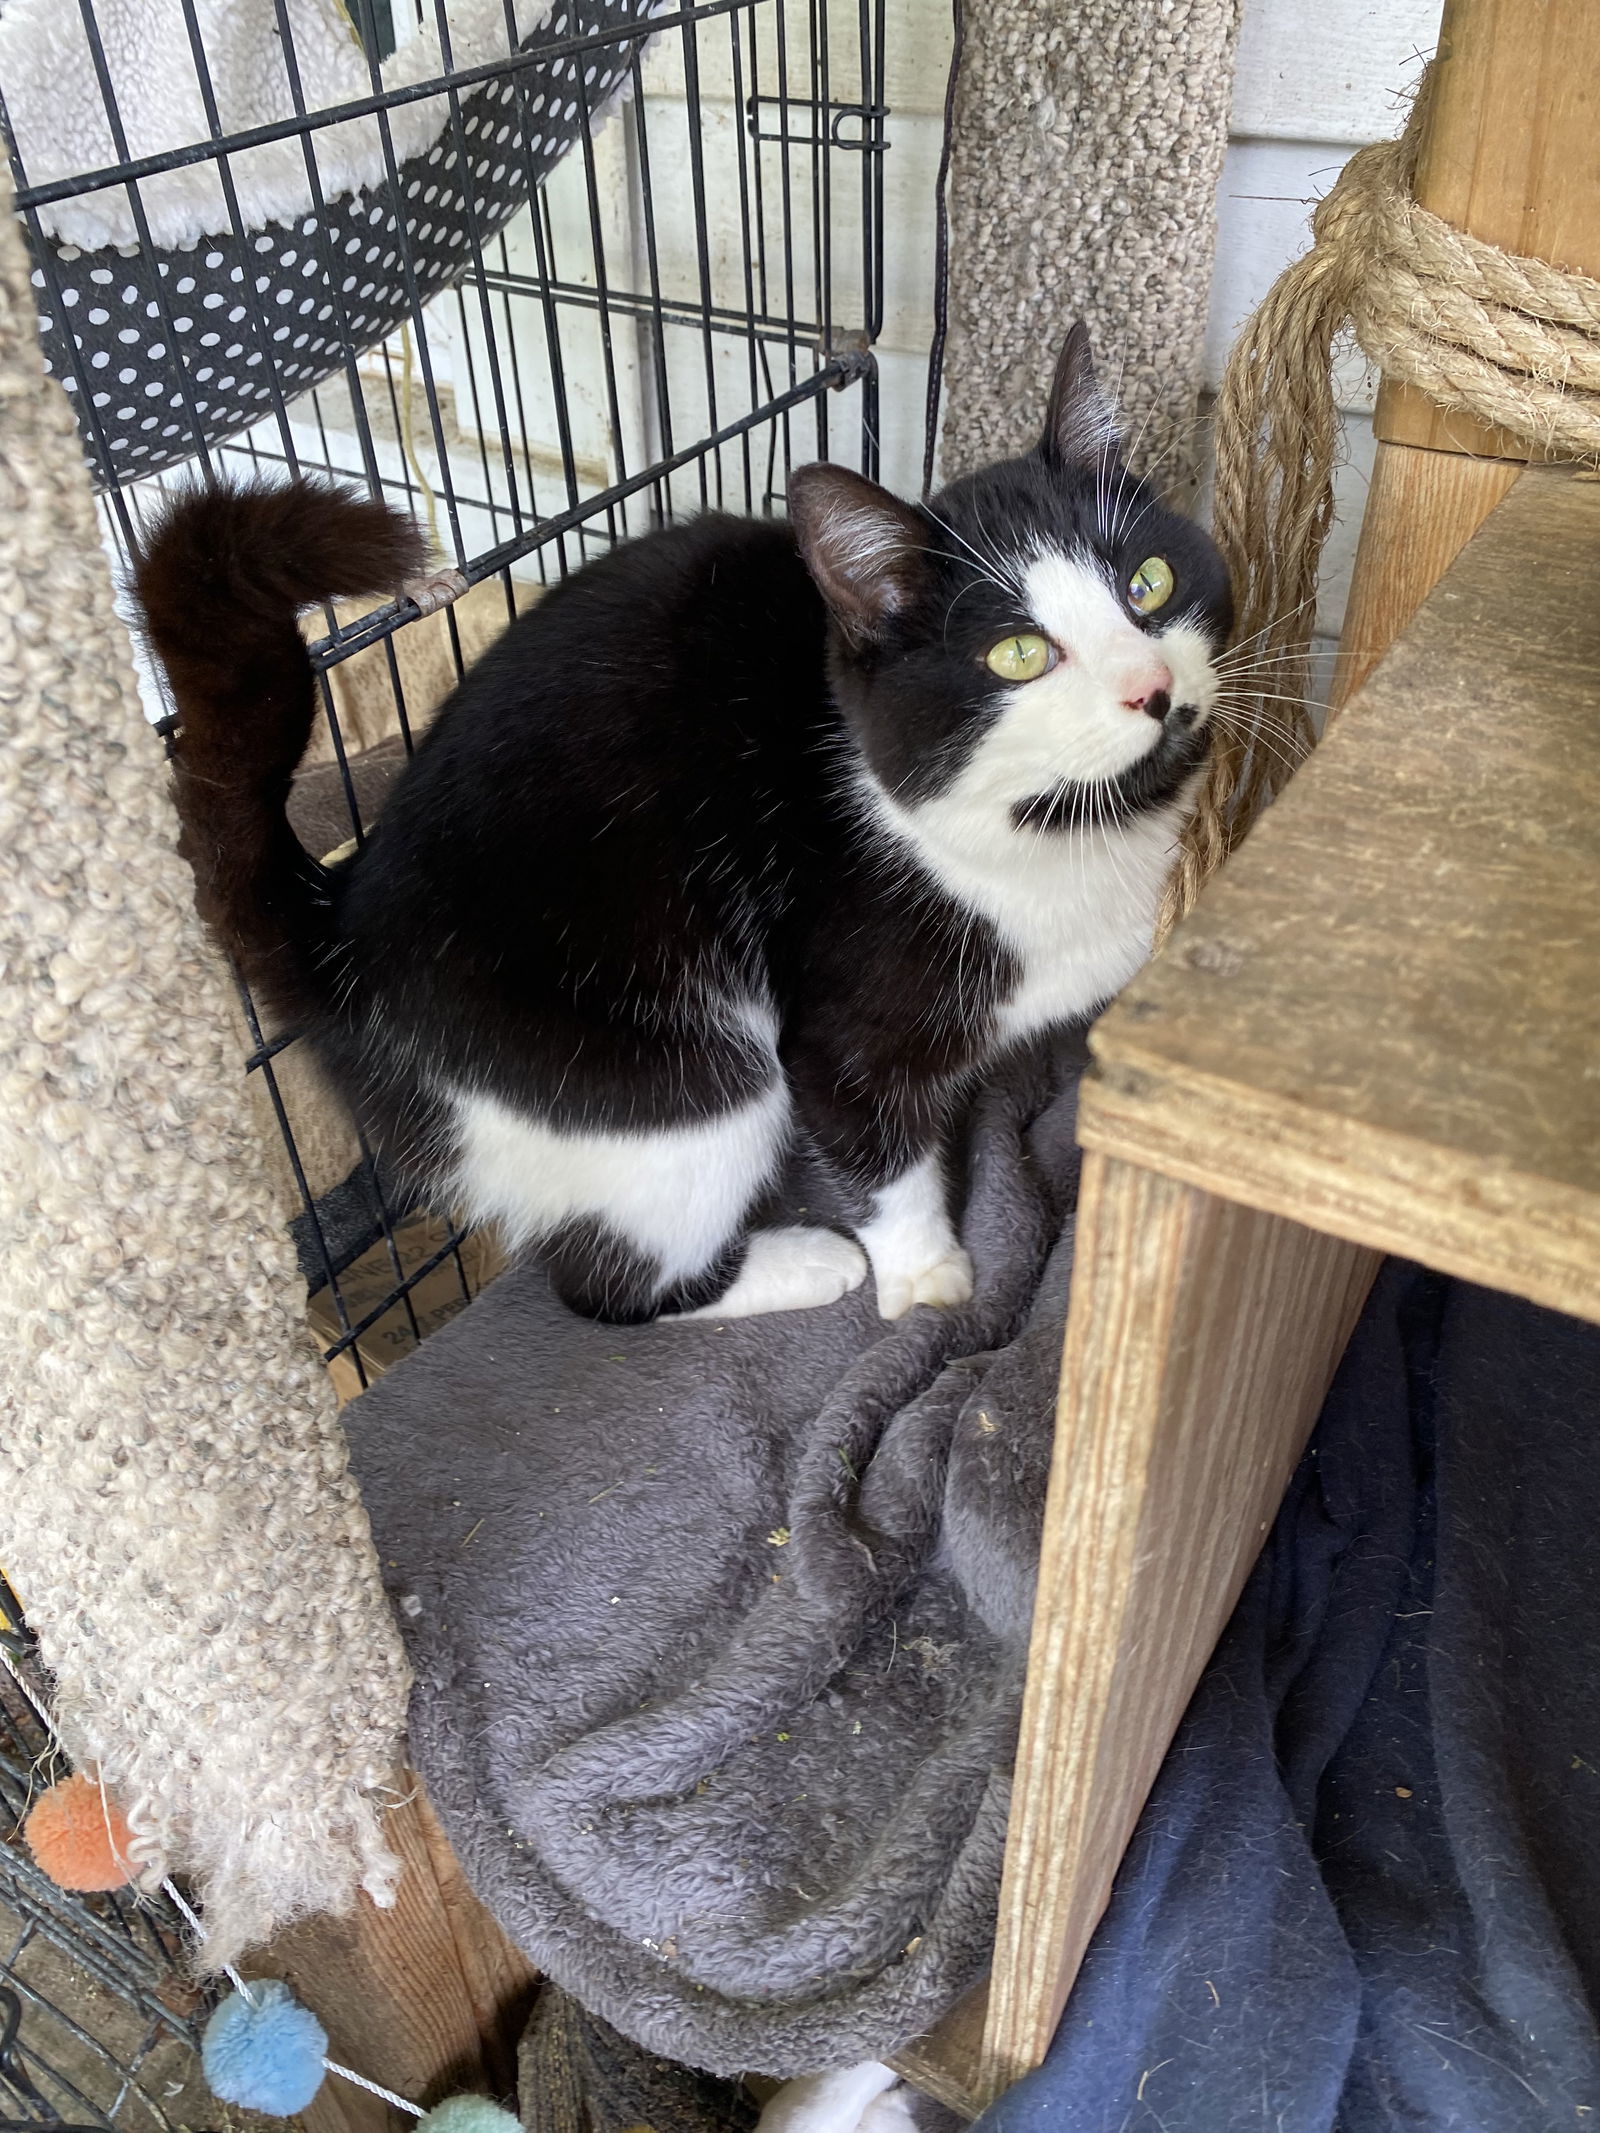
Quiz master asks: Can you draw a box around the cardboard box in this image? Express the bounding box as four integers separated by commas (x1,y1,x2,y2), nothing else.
307,1214,506,1404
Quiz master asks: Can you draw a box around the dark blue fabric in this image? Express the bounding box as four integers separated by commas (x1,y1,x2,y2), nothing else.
980,1264,1600,2132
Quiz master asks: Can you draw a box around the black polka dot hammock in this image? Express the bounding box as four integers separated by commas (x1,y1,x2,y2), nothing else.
18,0,655,491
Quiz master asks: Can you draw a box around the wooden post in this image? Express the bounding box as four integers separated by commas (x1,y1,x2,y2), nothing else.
956,28,1600,2093
1330,0,1600,708
975,1164,1377,2101
249,1786,538,2133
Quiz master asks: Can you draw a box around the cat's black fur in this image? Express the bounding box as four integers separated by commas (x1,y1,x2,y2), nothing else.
137,326,1232,1322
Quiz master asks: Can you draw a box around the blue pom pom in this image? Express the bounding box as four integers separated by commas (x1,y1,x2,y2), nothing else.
417,2097,523,2133
202,1981,327,2117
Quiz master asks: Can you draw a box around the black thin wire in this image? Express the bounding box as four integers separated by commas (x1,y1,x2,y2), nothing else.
626,42,674,521
231,974,367,1388
865,0,886,344
490,227,549,572
263,0,390,500
524,144,585,572
174,0,307,481
573,69,628,545
726,8,760,514
921,0,964,500
309,361,857,666
65,0,225,499
679,19,720,510
449,283,512,547
770,0,799,481
424,0,529,543
337,3,467,563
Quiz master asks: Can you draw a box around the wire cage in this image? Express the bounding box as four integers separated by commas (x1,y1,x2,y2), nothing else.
1,0,922,1397
0,1582,221,2133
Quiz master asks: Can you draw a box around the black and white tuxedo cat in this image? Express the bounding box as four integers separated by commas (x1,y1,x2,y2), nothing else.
137,325,1231,1324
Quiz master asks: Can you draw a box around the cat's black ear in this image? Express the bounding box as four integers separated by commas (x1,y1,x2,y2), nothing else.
1039,321,1120,470
787,465,928,641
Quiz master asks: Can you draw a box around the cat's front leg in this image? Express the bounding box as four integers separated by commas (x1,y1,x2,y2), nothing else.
788,1055,973,1320
855,1148,975,1322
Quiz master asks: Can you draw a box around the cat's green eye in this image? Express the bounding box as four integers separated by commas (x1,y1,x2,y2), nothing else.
985,632,1053,682
1127,556,1175,614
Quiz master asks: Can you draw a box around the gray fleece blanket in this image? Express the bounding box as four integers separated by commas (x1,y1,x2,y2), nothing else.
345,1033,1085,2078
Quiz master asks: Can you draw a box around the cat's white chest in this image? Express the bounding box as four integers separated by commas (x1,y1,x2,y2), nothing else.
963,813,1180,1045
865,777,1186,1049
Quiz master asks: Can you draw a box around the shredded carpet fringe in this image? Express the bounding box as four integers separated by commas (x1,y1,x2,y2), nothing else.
1169,64,1600,936
0,161,410,1969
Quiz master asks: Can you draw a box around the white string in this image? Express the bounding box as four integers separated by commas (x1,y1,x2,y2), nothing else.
0,1642,427,2120
158,1880,257,1999
321,2062,430,2116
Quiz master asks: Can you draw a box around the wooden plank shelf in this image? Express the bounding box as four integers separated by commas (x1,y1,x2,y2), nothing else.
1085,467,1600,1328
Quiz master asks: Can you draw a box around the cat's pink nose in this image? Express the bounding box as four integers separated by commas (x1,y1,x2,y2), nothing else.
1119,661,1175,717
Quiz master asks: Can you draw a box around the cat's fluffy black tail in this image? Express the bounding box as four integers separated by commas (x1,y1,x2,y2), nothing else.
135,478,425,1019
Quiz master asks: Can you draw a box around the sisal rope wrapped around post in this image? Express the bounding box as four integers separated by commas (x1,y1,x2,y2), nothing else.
1167,66,1600,937
0,165,410,1967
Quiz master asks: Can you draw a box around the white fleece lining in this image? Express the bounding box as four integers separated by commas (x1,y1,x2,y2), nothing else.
0,0,554,251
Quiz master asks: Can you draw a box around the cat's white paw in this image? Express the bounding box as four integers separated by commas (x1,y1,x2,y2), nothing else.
857,2088,922,2133
855,1155,973,1322
874,1244,975,1321
756,2063,901,2133
668,1226,868,1321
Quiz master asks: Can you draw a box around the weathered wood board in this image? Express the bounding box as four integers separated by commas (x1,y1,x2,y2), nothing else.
251,1787,537,2132
908,463,1600,2116
977,1164,1377,2098
1084,467,1600,1325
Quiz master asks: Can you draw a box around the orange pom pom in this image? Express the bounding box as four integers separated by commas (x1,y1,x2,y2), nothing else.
25,1773,135,1892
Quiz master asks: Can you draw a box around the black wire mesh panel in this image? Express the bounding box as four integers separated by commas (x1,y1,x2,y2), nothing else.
1,0,890,1395
0,1585,220,2133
